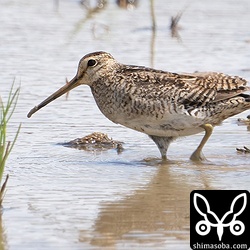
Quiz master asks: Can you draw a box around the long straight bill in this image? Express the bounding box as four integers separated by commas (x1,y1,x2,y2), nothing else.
27,76,78,118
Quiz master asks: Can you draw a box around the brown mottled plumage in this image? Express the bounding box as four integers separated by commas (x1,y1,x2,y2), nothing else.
27,51,250,161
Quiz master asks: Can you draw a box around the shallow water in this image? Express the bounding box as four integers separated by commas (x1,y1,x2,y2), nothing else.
1,0,250,249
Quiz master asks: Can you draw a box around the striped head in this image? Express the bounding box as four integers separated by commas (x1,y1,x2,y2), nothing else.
27,51,117,117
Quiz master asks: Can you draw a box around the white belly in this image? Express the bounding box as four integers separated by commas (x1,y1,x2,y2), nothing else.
116,114,205,137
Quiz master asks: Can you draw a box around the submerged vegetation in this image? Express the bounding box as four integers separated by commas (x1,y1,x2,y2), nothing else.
0,82,21,205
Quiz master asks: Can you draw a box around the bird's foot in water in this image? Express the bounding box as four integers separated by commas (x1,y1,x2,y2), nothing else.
190,150,207,162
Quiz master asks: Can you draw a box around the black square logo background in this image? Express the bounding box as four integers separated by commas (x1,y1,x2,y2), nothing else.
190,190,250,249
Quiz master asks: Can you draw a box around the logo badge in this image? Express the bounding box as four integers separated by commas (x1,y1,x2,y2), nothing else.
190,190,250,250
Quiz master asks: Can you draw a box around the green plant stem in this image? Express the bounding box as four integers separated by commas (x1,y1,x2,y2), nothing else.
0,81,21,204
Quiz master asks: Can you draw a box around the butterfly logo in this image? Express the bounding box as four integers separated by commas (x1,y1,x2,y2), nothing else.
193,192,247,241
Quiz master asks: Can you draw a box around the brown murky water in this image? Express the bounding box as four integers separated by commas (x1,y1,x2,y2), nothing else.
1,0,250,249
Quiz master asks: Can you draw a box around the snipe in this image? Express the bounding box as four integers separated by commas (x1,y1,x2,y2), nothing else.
27,51,250,161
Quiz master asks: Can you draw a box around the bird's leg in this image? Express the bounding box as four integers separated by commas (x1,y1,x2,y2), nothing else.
190,124,213,161
149,135,174,160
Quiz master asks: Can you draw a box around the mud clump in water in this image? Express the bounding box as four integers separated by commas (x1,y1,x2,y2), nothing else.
236,146,250,154
237,114,250,127
236,115,250,153
63,132,124,153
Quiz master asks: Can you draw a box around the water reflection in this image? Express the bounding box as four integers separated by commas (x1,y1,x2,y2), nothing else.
2,0,250,249
170,12,183,41
80,0,107,9
79,161,211,247
70,0,108,39
116,0,139,10
150,27,156,68
149,0,156,68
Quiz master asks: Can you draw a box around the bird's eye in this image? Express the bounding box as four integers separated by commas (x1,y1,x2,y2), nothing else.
87,59,97,67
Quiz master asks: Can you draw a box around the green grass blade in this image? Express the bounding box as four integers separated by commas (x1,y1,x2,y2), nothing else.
0,80,21,188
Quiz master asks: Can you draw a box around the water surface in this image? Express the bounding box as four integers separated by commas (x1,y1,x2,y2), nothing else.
0,0,250,249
